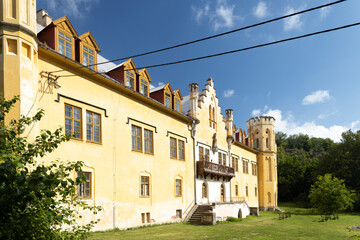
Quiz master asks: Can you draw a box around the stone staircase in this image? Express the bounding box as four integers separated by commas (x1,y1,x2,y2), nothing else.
187,204,214,224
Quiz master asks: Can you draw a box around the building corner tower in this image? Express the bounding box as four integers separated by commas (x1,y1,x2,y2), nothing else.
247,116,277,211
0,0,38,122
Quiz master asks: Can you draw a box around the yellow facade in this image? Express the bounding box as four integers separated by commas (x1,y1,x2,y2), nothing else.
0,1,277,230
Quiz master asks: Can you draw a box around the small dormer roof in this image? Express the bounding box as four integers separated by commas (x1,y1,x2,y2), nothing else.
139,68,152,83
79,31,101,52
52,16,79,38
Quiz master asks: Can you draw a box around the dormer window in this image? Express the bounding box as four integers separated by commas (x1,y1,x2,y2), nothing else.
58,31,72,58
165,93,171,108
174,98,181,112
140,79,149,96
83,46,95,69
126,71,135,89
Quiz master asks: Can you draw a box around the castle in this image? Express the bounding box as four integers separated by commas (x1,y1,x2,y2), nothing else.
0,1,277,230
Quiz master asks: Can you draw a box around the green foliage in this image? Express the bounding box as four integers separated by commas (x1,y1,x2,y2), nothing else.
309,174,354,215
225,217,242,222
0,97,101,239
318,130,360,194
276,132,334,203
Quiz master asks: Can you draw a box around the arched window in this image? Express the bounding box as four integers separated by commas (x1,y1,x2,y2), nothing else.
266,129,270,149
202,183,207,198
267,192,271,203
256,138,260,148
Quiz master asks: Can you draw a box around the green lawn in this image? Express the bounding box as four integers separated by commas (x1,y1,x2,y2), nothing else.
89,204,360,240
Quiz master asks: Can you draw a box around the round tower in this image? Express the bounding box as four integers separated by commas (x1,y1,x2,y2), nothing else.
247,116,277,210
0,0,38,121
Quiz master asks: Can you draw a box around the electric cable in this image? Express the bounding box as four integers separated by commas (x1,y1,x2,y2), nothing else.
49,0,347,74
57,21,360,78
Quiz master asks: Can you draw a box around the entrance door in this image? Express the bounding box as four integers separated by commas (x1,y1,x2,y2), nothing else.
220,184,225,202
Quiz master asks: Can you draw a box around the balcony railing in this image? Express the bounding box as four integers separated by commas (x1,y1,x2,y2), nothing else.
215,197,246,203
197,161,235,179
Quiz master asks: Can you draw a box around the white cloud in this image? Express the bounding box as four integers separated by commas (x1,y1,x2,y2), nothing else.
284,7,303,31
320,6,331,19
158,82,164,86
302,90,330,105
254,2,268,18
45,0,99,18
254,107,357,142
223,89,235,98
192,0,242,31
251,109,261,116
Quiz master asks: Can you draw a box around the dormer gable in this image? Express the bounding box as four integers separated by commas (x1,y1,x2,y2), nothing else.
77,32,101,71
37,16,78,60
106,58,139,90
138,68,152,97
150,82,174,108
173,89,183,112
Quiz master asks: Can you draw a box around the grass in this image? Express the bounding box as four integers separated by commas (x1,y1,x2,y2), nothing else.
89,203,360,240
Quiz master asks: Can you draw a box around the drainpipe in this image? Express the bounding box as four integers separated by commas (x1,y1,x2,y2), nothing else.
191,120,197,204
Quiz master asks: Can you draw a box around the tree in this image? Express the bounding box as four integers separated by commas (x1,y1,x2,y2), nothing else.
309,174,354,215
0,97,101,239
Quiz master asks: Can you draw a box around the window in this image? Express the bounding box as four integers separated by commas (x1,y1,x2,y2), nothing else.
175,179,182,197
268,192,271,203
242,160,249,174
77,172,91,198
267,157,272,181
232,156,239,172
266,138,269,148
140,176,150,197
165,94,171,108
83,45,95,70
218,152,222,165
209,105,216,129
256,138,260,148
170,137,177,159
141,213,145,223
222,153,226,165
22,42,31,59
141,212,151,223
144,129,153,154
235,185,239,196
132,125,142,151
252,163,257,176
174,98,181,112
202,183,207,198
140,79,149,96
199,146,204,161
65,104,82,139
126,70,135,89
178,140,185,160
246,186,249,197
7,38,17,55
176,210,182,219
255,187,258,197
58,31,72,58
205,149,210,162
86,111,101,143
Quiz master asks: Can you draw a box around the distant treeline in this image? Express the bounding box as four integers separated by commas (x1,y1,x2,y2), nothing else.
277,130,360,210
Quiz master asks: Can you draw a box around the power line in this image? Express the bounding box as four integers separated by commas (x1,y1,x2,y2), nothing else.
49,0,347,74
57,21,360,78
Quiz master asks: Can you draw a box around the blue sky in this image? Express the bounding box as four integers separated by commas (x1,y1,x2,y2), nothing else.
37,0,360,141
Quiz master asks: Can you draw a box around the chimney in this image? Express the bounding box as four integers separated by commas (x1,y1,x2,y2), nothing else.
36,9,53,27
189,83,199,119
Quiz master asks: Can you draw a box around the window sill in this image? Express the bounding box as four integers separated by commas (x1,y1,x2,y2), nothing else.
132,149,143,153
140,196,151,198
70,138,83,142
144,152,154,156
86,140,102,145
